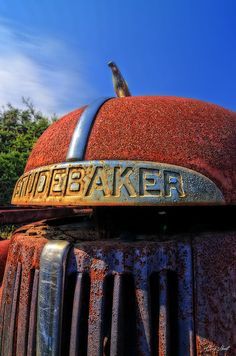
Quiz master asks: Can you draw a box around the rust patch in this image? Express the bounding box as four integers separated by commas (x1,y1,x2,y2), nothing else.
193,232,236,355
0,240,10,302
86,96,236,203
71,239,194,355
19,96,235,203
25,107,85,172
0,229,47,355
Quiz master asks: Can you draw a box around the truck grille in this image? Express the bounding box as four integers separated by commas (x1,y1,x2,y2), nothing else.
42,240,194,356
0,235,194,356
69,270,181,356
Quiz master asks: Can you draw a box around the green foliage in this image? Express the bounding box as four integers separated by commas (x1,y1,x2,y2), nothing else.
0,225,16,239
0,98,57,205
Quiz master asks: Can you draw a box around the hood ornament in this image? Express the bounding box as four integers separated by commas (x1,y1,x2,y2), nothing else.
108,61,131,97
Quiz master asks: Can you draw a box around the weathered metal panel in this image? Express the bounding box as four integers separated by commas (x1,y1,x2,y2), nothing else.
2,219,235,356
0,232,47,356
27,270,39,356
71,239,195,356
0,240,10,288
193,232,236,355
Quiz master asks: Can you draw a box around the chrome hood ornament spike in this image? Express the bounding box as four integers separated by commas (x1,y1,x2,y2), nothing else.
108,61,131,97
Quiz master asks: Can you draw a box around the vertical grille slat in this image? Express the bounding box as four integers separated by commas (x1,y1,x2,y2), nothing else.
177,243,194,355
110,274,124,356
69,272,90,356
158,270,170,356
134,270,152,355
87,270,106,356
5,262,22,356
16,267,38,356
27,270,39,356
0,265,15,353
102,274,114,356
150,273,159,356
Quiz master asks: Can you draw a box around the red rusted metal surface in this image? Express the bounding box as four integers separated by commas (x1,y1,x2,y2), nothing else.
0,231,47,355
0,240,10,283
193,231,236,355
0,240,10,301
86,97,236,203
25,107,85,172
24,96,236,203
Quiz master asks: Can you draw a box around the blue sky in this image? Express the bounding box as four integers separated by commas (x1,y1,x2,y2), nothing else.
0,0,235,115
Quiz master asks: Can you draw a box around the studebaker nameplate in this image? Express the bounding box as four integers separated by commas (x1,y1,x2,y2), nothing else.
12,160,224,206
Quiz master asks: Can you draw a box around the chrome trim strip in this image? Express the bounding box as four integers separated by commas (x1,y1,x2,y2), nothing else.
12,160,225,206
66,97,112,162
37,240,71,356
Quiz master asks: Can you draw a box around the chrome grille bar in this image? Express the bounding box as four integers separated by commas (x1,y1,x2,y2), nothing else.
37,240,71,356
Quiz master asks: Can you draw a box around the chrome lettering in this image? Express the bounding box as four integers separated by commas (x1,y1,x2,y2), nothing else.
113,167,136,197
140,168,161,196
68,168,85,194
164,171,185,198
37,174,47,193
51,169,67,194
85,166,110,197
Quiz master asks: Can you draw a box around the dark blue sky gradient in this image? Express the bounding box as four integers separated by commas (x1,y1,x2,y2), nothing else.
0,0,235,111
